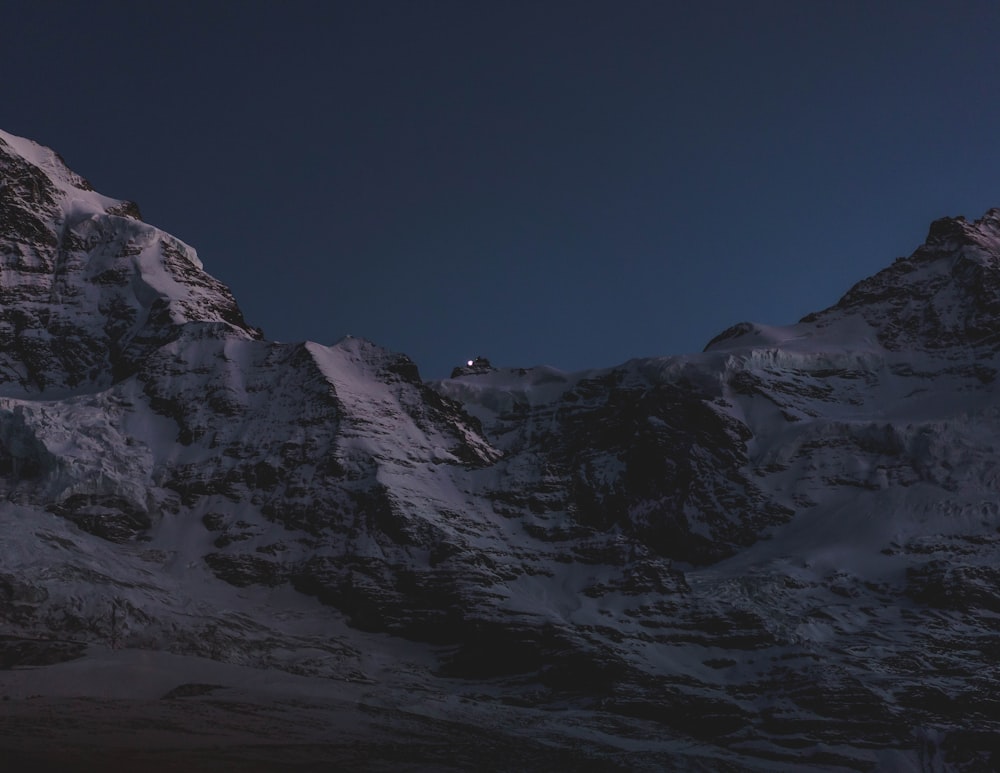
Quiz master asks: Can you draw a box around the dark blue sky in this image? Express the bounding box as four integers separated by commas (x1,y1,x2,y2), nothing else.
5,1,1000,378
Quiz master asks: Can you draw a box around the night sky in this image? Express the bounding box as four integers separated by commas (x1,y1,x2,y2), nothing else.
5,1,1000,378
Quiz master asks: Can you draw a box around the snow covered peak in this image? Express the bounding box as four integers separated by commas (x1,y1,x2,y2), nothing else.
327,335,421,379
922,208,1000,255
0,129,260,394
0,129,135,220
706,208,1000,356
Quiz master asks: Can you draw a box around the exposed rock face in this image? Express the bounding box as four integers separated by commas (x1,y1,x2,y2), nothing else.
3,129,1000,770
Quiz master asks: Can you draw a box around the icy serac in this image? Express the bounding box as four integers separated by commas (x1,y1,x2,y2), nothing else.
3,128,1000,770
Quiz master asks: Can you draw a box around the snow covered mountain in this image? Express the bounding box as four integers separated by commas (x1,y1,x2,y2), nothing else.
2,129,1000,771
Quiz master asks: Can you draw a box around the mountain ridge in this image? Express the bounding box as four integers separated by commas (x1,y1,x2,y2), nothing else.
2,128,1000,770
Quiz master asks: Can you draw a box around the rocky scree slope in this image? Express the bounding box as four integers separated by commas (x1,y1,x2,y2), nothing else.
2,129,1000,770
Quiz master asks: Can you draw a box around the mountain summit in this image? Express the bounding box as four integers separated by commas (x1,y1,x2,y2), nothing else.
2,130,1000,770
708,208,1000,358
0,129,258,394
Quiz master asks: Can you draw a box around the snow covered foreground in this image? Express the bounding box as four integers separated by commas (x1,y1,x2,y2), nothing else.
1,128,1000,770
